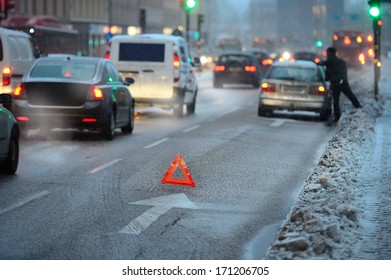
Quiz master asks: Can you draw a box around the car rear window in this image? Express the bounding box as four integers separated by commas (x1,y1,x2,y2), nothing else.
119,43,165,62
30,62,97,80
219,55,251,64
267,66,316,82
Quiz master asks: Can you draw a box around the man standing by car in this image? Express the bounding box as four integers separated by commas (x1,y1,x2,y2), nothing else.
319,47,362,122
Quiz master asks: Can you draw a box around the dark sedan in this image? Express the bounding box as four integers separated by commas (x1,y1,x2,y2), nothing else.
12,55,135,140
213,52,261,88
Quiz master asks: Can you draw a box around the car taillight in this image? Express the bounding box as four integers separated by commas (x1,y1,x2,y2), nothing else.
173,53,180,83
261,82,276,93
262,59,273,66
88,85,104,101
14,83,26,99
105,51,110,60
311,85,326,96
173,53,180,67
213,65,225,72
358,53,365,64
82,118,97,123
16,116,30,122
2,67,11,86
245,65,257,73
314,58,321,64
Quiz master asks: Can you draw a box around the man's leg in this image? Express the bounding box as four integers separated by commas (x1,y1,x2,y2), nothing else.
332,89,341,121
342,81,361,108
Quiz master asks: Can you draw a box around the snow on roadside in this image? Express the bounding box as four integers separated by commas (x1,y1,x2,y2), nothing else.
264,65,386,259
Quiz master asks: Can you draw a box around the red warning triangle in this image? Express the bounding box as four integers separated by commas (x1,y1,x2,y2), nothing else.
161,154,195,187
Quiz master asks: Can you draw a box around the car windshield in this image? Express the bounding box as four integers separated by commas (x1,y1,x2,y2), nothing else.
266,66,316,82
30,61,97,80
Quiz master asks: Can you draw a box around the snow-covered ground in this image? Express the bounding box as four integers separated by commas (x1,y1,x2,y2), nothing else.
265,58,391,260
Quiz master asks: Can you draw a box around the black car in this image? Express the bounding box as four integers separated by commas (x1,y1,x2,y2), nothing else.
213,52,261,88
12,55,135,140
0,94,19,174
292,51,322,64
247,48,274,77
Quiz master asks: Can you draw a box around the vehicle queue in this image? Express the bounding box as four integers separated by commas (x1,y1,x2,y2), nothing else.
1,24,356,175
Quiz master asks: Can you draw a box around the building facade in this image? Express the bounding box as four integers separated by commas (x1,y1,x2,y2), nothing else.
5,0,204,57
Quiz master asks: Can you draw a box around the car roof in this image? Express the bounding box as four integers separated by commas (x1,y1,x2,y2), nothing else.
218,51,255,57
272,60,318,68
0,27,31,38
35,55,105,64
110,34,185,44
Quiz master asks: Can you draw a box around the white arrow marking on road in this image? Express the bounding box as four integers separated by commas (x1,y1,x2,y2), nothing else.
270,119,285,127
119,193,197,235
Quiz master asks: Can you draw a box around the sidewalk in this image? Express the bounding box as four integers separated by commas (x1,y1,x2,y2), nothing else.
264,58,391,259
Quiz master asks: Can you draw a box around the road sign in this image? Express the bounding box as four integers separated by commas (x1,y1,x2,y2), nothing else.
161,154,195,187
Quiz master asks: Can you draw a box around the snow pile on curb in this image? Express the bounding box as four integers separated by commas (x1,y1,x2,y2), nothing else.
264,76,384,259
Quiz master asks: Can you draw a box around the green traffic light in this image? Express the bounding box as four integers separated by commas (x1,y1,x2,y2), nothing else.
369,6,380,18
315,40,323,47
184,0,197,11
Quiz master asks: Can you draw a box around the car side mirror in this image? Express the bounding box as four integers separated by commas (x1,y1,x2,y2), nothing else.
0,94,12,105
125,77,135,86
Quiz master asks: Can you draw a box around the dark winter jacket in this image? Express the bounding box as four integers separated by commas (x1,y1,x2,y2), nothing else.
319,54,348,85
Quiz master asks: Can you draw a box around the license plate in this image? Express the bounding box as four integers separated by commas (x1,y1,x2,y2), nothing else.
229,67,242,73
282,85,306,93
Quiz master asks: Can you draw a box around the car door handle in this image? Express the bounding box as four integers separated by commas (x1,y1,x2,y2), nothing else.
142,69,154,73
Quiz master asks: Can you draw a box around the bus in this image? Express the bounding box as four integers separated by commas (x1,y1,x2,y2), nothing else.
332,30,367,68
18,25,79,56
1,16,80,56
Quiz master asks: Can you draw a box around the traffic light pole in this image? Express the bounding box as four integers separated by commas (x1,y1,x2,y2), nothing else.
373,19,381,100
185,10,190,43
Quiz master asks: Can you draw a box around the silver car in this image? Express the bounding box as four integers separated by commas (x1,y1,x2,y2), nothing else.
258,60,331,120
0,94,19,174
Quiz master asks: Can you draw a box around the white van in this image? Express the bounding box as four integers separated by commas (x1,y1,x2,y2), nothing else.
0,27,36,98
108,34,198,117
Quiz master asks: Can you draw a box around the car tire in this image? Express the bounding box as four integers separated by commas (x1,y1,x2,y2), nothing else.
102,110,115,140
121,105,135,134
213,79,222,88
2,127,19,174
174,91,185,118
186,92,197,115
320,98,332,121
257,104,269,117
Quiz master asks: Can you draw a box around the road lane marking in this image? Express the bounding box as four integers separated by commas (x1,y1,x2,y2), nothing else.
208,106,240,122
270,119,285,127
88,159,123,174
144,138,170,149
119,193,197,235
183,125,200,133
0,190,50,215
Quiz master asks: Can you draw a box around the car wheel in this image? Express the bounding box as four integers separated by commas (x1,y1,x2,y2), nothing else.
121,105,134,134
174,92,185,118
186,92,197,115
320,98,332,121
102,110,115,140
2,127,19,174
213,79,222,88
257,104,269,117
